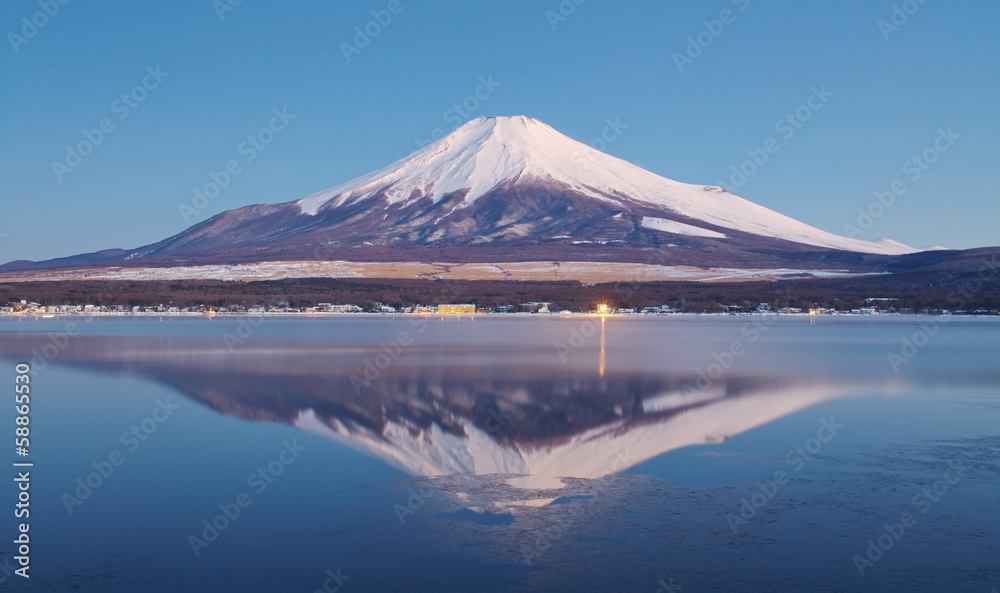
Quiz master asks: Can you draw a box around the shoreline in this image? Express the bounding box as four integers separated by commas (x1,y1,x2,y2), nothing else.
2,311,998,320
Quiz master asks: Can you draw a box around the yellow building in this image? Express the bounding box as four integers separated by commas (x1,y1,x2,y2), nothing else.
437,304,476,314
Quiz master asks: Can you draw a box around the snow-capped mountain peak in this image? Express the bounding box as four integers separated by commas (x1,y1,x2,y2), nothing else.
296,115,915,255
7,116,929,275
297,115,606,213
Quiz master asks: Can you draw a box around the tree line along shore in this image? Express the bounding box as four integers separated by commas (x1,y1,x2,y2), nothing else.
1,272,998,315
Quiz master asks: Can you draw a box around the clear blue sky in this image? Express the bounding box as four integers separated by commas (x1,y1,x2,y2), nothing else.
2,0,997,263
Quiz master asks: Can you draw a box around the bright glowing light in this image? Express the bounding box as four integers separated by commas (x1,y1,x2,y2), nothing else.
598,316,606,377
596,303,610,315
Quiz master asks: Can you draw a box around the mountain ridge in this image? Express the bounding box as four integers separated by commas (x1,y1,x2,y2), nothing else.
4,115,968,279
293,115,915,255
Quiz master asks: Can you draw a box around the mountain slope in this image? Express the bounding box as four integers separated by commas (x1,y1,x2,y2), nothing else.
3,115,929,276
296,115,914,255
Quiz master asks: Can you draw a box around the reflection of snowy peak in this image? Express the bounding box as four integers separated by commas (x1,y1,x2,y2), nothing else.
295,381,848,489
0,329,854,491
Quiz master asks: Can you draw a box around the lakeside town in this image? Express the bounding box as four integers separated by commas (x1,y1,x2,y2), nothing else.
2,299,996,317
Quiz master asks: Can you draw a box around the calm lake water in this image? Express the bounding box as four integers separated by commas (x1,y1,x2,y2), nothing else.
1,314,998,592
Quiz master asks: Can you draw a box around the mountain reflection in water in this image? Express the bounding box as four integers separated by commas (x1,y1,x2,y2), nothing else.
0,323,951,489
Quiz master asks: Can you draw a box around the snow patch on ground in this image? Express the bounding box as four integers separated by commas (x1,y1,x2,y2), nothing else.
0,261,884,284
640,216,727,238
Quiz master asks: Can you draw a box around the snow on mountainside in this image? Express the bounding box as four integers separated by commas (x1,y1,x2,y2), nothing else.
640,216,727,239
2,115,932,276
297,116,915,255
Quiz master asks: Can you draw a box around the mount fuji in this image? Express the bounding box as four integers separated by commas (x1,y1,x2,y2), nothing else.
4,115,935,280
295,115,913,255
